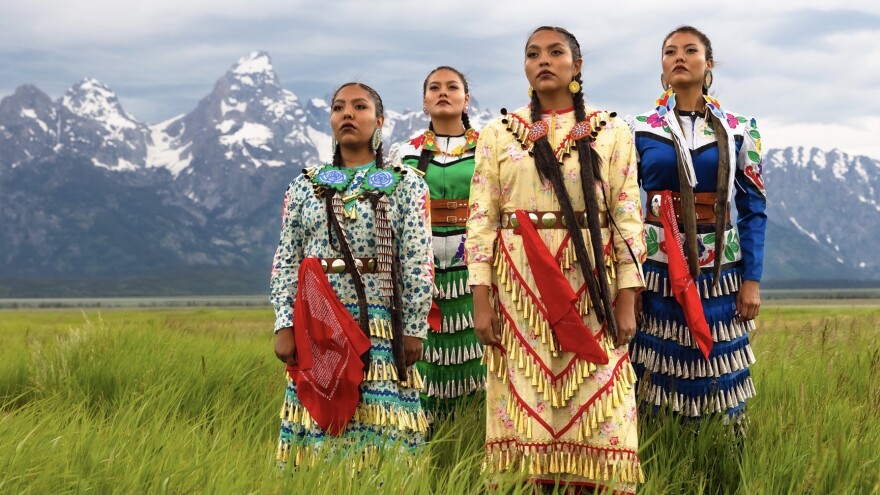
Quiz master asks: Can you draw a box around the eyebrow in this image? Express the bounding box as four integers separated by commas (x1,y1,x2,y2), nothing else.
427,80,461,85
665,43,700,49
526,42,567,51
332,97,370,105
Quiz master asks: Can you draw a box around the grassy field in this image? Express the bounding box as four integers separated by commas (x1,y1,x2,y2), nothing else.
0,304,878,494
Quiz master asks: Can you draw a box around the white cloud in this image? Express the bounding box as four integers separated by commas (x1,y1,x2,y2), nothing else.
1,0,879,160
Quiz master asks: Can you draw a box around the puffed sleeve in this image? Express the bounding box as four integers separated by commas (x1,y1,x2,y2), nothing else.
269,178,306,332
465,123,502,287
734,117,767,282
605,118,646,290
395,171,434,339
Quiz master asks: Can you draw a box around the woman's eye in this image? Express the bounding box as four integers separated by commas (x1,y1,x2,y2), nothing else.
331,105,342,111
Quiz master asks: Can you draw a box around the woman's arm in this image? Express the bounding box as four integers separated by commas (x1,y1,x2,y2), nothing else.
395,171,434,365
270,179,306,364
465,123,503,345
606,119,647,346
734,117,767,321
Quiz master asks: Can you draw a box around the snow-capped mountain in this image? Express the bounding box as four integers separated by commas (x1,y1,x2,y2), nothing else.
762,147,880,279
0,51,877,295
0,85,58,169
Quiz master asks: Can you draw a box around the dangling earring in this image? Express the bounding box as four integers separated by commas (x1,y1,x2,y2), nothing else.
568,80,580,94
703,69,713,90
371,128,382,151
660,74,669,90
527,86,534,98
331,137,338,155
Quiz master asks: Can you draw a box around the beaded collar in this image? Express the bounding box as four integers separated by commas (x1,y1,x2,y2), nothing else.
500,107,616,162
409,128,478,157
306,163,405,199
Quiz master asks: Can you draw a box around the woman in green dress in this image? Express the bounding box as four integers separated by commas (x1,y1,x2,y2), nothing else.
391,66,485,420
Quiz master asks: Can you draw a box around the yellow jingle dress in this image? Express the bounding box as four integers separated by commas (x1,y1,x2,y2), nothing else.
465,105,646,492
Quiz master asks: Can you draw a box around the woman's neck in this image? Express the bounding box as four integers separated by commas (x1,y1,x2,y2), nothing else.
672,84,705,112
339,147,376,168
430,117,465,135
536,90,575,113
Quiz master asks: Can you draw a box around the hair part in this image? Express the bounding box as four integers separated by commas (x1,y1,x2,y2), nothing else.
527,26,583,61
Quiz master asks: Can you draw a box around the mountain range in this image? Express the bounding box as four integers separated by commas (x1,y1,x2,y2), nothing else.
0,51,877,296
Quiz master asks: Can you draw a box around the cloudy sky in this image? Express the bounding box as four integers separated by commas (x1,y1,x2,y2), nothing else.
1,0,879,159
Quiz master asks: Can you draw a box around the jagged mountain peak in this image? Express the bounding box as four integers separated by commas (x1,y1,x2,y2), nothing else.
222,50,281,91
61,78,141,135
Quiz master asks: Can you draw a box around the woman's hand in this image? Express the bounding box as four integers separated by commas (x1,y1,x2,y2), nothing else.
613,288,638,348
473,285,501,345
274,327,297,366
404,336,423,367
736,280,761,321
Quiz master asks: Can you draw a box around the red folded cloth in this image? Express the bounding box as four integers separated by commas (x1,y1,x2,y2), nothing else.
513,210,609,364
658,191,713,361
286,257,372,435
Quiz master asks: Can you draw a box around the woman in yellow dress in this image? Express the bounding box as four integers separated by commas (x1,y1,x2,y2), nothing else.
466,26,646,493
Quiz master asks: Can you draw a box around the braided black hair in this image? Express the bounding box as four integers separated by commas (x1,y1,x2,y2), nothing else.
526,26,618,338
662,26,731,284
417,66,472,173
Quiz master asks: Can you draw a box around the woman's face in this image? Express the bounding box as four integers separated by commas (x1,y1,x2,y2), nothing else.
661,31,713,90
330,85,384,148
524,29,582,95
423,69,469,122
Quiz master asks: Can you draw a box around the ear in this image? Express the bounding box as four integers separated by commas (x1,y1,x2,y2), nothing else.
463,93,471,109
573,58,583,77
707,59,715,70
376,115,385,129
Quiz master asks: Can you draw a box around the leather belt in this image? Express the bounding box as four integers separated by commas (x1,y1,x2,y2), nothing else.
499,210,607,229
431,199,469,227
319,257,386,274
645,190,730,225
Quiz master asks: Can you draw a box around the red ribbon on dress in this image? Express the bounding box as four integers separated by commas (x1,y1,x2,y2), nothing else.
286,257,373,436
513,209,609,364
428,300,442,332
658,191,713,361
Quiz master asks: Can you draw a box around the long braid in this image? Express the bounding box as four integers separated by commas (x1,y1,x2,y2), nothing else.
673,136,701,279
416,121,434,173
461,111,472,131
571,73,617,338
324,192,371,366
529,91,609,327
709,107,731,287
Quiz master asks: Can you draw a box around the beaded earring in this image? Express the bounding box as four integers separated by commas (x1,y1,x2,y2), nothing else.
371,128,382,151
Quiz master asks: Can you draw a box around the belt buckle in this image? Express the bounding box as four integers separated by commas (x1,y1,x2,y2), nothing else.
446,201,458,209
446,215,457,223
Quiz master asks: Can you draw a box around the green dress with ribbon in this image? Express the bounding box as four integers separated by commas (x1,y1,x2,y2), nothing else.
392,130,486,419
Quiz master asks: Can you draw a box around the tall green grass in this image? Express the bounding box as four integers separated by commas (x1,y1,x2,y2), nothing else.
0,306,878,494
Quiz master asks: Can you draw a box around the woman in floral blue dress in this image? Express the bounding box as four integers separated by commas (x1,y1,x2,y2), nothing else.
270,82,434,465
629,26,766,422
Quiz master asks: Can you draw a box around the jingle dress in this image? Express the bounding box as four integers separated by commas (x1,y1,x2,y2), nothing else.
629,90,767,419
393,129,486,417
466,105,646,491
270,161,434,464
